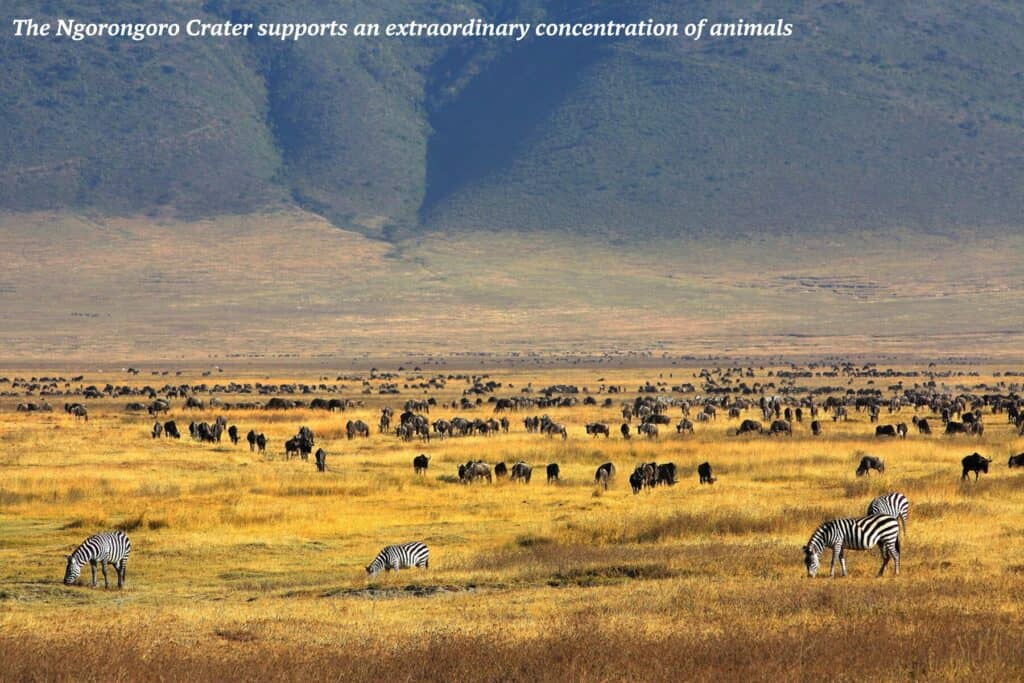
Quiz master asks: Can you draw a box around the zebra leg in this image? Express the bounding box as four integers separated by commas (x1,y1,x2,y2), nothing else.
90,561,97,587
878,546,890,577
829,548,837,577
117,561,126,588
891,543,900,576
101,560,109,588
839,551,847,577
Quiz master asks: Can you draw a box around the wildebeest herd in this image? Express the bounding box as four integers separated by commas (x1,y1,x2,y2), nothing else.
8,362,1024,589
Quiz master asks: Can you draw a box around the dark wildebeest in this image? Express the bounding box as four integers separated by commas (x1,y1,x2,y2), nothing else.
314,448,327,472
856,455,885,477
64,403,88,421
510,462,533,483
164,420,180,439
961,453,991,481
656,463,677,486
915,418,932,435
875,425,898,438
620,423,631,439
676,419,694,434
795,408,804,423
256,433,267,454
285,437,302,460
810,420,822,436
1008,453,1024,468
227,425,239,445
246,429,257,451
595,462,615,489
896,423,908,439
413,454,430,474
769,420,792,436
494,462,508,478
346,420,370,439
586,423,610,437
629,469,644,494
945,421,969,435
970,422,985,436
151,422,163,439
546,463,560,484
735,419,762,435
461,461,492,484
698,461,716,485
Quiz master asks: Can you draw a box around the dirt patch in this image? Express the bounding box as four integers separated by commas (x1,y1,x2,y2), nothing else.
323,584,479,599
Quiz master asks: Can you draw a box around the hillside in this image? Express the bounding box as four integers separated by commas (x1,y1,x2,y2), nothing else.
2,1,1023,238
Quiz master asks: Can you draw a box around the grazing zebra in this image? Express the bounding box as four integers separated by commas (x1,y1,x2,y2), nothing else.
803,515,900,578
64,530,131,588
866,492,910,538
366,541,429,576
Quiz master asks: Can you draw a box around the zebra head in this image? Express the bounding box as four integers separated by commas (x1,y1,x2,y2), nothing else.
802,545,820,577
64,555,82,585
366,557,385,577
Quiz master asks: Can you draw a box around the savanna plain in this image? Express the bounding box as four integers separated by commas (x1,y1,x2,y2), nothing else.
2,362,1023,682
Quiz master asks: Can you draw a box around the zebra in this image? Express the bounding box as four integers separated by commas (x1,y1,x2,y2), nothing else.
366,541,429,577
803,515,900,578
866,492,910,539
64,530,131,588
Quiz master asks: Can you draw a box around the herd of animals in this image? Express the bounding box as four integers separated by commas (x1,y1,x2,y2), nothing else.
5,363,1024,588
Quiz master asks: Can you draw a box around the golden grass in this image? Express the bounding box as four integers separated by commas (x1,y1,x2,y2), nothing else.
1,364,1023,681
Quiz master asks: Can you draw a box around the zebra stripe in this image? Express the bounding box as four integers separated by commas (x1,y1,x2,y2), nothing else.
366,541,429,576
866,492,910,538
803,515,900,578
64,531,131,588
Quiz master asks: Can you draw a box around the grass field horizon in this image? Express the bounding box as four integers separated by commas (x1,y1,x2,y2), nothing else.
2,362,1023,680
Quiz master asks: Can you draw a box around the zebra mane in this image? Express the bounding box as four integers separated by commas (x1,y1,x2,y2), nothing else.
805,521,831,554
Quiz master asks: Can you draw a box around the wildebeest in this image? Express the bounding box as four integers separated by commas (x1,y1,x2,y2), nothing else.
255,433,267,454
875,425,898,438
510,462,533,483
494,462,508,478
546,463,560,484
961,452,991,481
810,420,822,436
656,463,676,486
585,422,610,437
314,448,327,472
637,423,658,439
769,420,792,436
620,423,630,439
1008,453,1024,468
698,461,716,485
150,422,162,439
595,462,615,489
163,420,180,439
413,454,430,474
246,429,257,451
227,425,239,445
629,469,644,494
64,403,88,421
915,417,932,435
460,460,492,484
346,419,370,439
945,421,969,435
735,419,762,435
676,419,694,434
856,455,885,477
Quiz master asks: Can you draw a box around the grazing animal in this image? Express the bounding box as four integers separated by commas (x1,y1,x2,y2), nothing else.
314,448,327,472
413,454,430,474
256,433,267,454
163,420,180,439
585,423,610,437
698,461,716,484
945,421,969,435
875,425,898,438
510,462,533,483
629,469,644,494
546,463,560,483
961,452,991,481
810,420,822,436
227,425,239,445
916,418,932,435
676,419,694,434
1008,453,1024,468
769,420,792,436
595,462,615,489
620,423,631,439
246,429,257,451
896,423,908,439
365,541,429,576
151,422,162,439
735,419,762,435
346,419,370,439
65,403,88,421
64,531,131,588
655,463,677,486
494,462,508,478
460,460,492,484
803,515,901,578
866,492,909,538
856,455,885,477
637,423,658,439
